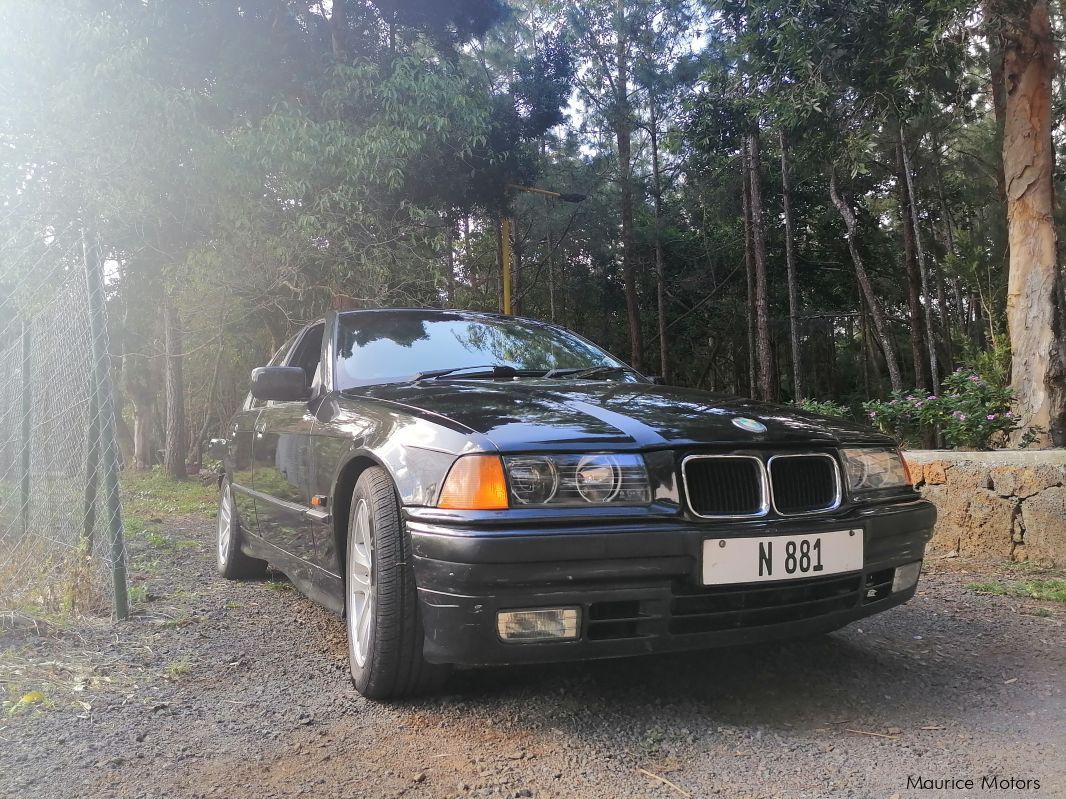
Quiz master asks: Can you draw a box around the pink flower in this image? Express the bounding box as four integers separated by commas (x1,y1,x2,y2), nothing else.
986,414,996,421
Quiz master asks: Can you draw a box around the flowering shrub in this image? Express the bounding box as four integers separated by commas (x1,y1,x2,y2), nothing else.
863,369,1024,450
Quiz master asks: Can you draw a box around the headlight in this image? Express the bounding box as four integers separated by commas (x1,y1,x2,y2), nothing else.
503,453,651,506
507,457,559,504
841,447,911,493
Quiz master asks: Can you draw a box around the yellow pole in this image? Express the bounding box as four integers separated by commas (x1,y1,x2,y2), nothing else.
501,216,513,315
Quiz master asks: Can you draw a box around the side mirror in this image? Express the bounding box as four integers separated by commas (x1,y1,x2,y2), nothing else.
250,366,310,402
207,438,228,458
648,375,667,386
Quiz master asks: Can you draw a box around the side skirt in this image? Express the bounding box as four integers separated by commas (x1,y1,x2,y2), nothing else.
240,530,345,616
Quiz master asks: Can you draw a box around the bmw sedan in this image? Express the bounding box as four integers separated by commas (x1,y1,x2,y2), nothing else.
216,309,935,699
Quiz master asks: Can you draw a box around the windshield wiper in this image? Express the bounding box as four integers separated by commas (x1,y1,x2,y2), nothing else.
543,365,637,380
410,364,517,382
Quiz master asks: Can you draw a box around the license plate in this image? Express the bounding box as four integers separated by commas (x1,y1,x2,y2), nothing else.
702,529,863,585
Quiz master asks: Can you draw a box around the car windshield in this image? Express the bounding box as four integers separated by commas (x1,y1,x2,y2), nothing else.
335,311,630,388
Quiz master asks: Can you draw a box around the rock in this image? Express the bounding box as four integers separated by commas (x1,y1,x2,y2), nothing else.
1020,487,1066,566
991,464,1065,499
957,490,1016,561
924,461,948,486
413,773,427,784
945,463,991,490
921,485,963,555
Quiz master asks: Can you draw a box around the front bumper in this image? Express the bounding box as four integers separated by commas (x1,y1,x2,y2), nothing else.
406,499,936,665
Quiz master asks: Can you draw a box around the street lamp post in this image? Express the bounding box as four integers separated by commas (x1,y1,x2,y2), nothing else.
500,185,586,315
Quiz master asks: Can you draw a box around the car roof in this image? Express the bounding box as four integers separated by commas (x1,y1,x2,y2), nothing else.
334,308,541,325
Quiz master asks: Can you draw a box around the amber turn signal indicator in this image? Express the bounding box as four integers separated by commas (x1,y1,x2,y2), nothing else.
438,454,509,510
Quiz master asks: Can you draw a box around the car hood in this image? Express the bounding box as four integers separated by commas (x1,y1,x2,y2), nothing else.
350,380,890,451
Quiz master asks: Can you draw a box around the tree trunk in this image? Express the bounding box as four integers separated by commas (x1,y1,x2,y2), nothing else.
895,137,934,392
779,130,803,400
1000,0,1065,446
898,126,941,390
495,216,506,314
650,96,670,383
188,329,225,471
741,148,757,398
330,0,348,60
829,173,905,393
127,366,156,471
162,288,187,479
747,130,774,401
445,223,456,307
615,0,643,370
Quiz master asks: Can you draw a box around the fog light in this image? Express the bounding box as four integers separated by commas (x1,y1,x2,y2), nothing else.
497,608,580,642
892,560,923,593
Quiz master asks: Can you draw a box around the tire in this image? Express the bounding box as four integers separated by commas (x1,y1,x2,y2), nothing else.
216,477,268,580
346,467,450,700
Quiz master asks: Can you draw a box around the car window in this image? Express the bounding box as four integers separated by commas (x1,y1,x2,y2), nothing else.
287,323,324,386
335,311,625,388
245,332,302,409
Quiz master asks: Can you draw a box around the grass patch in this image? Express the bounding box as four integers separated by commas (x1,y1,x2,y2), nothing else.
966,579,1066,603
121,469,217,530
164,659,192,678
127,585,149,605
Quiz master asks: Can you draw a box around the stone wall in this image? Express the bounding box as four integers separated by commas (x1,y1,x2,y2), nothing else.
903,451,1066,565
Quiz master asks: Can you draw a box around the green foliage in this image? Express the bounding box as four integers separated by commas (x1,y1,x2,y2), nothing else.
966,580,1066,603
791,398,853,420
864,370,1024,450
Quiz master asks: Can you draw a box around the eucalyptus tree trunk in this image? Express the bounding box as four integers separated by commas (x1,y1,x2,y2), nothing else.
615,0,643,371
649,95,669,383
829,173,905,393
741,148,757,398
1000,0,1065,445
779,130,803,400
895,138,934,392
746,130,774,402
899,126,940,391
162,287,187,479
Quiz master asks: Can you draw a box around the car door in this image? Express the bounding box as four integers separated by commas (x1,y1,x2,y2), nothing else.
228,334,300,535
251,323,324,567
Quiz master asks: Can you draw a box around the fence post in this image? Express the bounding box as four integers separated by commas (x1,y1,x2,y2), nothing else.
82,231,129,620
19,319,32,540
82,383,100,554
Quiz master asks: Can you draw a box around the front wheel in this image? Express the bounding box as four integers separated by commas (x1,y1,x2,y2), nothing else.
346,467,450,700
216,478,267,580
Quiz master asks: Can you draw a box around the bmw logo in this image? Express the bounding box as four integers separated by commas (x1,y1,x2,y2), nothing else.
731,417,767,434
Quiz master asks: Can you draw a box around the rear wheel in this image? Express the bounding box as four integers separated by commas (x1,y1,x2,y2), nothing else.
346,467,450,700
216,478,267,580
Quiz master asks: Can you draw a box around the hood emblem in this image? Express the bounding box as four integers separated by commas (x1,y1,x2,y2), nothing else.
731,417,767,434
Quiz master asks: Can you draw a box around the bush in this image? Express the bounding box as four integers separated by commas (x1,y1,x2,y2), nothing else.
863,369,1026,450
791,398,852,420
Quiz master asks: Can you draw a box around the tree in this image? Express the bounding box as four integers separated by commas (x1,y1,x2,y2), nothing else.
570,0,646,370
779,130,803,399
992,0,1065,446
746,128,774,401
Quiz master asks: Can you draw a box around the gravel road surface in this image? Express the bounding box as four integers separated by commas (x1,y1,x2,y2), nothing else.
2,514,1063,799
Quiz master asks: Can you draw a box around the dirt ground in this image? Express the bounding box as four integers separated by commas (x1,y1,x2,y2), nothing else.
1,513,1064,799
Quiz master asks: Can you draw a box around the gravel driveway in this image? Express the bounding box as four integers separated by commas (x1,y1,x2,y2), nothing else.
2,514,1063,799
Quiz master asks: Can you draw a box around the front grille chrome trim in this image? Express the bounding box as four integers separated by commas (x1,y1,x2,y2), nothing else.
766,453,843,517
681,454,770,520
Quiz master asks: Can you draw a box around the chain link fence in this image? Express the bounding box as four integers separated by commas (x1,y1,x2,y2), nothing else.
0,226,128,619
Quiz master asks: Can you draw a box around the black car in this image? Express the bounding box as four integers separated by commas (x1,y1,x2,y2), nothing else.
216,309,935,699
